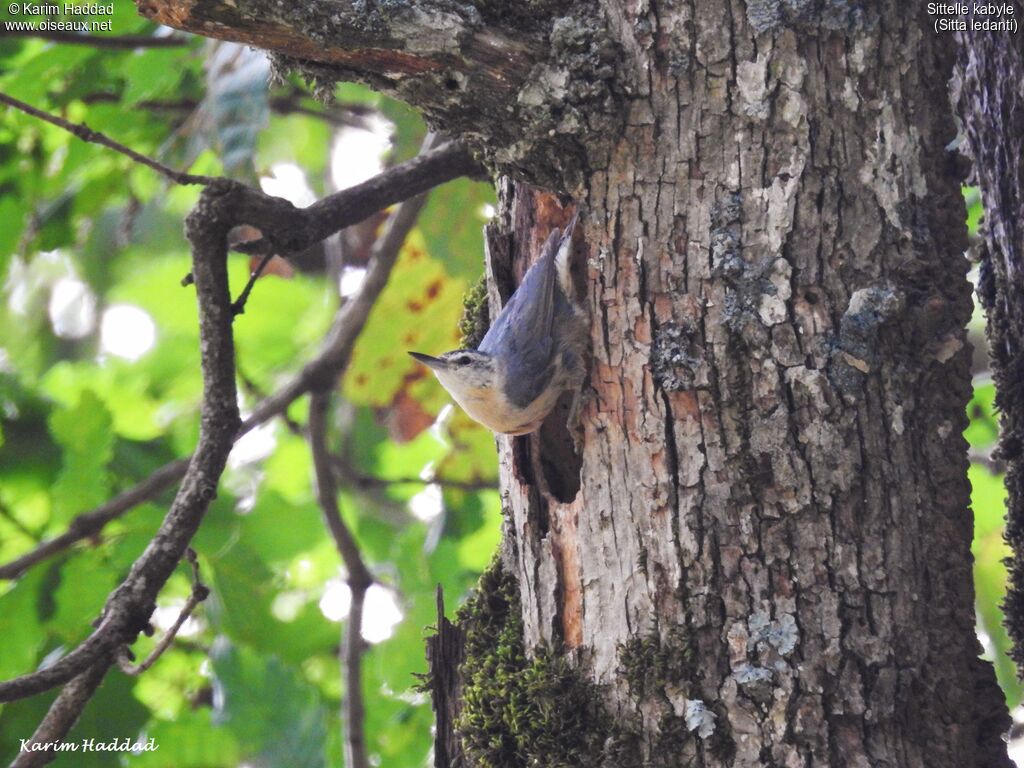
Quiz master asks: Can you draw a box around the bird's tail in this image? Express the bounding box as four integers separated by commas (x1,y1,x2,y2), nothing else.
555,211,579,298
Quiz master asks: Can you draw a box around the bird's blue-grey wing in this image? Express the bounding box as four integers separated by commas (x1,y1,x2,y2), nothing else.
479,228,561,407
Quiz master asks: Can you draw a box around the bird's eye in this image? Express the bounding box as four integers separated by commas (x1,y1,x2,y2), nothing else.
455,355,471,365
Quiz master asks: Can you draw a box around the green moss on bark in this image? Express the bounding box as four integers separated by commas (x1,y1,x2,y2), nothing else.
459,275,491,349
618,629,694,698
455,561,610,767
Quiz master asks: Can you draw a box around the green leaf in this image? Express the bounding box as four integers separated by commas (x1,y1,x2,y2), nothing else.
122,49,193,106
211,641,329,768
47,390,114,520
237,489,323,566
258,113,332,186
0,46,94,103
964,186,983,237
263,430,315,504
42,362,164,442
377,96,426,162
969,464,1021,707
418,178,495,279
131,709,241,768
0,568,48,681
228,262,335,382
0,196,27,274
345,231,465,409
50,550,118,644
454,491,502,571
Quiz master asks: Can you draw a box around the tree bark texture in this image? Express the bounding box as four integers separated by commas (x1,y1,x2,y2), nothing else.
139,1,1011,765
486,6,1011,766
955,19,1024,679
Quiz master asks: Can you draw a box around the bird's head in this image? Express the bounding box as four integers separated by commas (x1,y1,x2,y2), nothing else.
408,349,498,402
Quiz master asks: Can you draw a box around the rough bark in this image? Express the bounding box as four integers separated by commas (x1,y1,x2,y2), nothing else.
486,6,1009,765
955,20,1024,676
142,1,1012,765
136,0,619,190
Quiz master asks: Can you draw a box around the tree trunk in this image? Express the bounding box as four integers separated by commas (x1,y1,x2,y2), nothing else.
955,18,1024,681
141,1,1012,765
482,4,1013,763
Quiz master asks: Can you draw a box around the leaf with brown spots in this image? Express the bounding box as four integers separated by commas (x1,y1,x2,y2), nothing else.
344,229,465,409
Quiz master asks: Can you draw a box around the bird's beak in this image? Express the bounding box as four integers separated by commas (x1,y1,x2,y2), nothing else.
408,351,443,369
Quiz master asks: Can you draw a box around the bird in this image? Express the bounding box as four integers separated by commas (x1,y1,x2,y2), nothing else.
409,213,587,435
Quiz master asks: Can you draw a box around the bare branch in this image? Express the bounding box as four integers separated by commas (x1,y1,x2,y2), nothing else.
0,180,242,703
0,91,217,185
229,139,480,258
0,140,480,582
10,658,115,768
306,177,431,578
310,391,371,768
306,165,431,768
0,134,457,705
117,549,210,676
342,581,369,768
1,30,192,48
78,91,375,129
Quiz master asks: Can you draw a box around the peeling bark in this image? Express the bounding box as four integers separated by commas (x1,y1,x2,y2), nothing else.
144,0,1013,764
425,589,465,768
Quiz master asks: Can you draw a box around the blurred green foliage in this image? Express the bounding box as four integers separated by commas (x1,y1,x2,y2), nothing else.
0,16,497,768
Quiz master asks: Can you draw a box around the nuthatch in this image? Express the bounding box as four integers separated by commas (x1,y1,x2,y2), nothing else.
409,214,587,435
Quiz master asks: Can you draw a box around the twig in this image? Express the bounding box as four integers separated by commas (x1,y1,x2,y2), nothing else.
238,367,304,436
0,91,217,186
231,251,277,315
0,498,41,543
77,91,374,129
10,657,115,768
0,458,189,581
269,94,377,130
117,549,209,676
190,141,476,310
310,391,372,768
0,138,478,582
81,93,199,111
1,30,192,48
306,161,431,768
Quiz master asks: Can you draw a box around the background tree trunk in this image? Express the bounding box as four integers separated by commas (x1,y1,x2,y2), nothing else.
141,1,1012,765
955,17,1024,685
